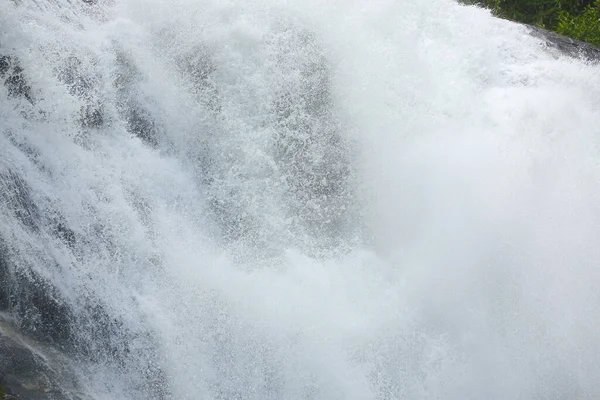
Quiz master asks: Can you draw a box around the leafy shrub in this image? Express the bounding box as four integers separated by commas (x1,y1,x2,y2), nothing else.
556,0,600,46
461,0,600,46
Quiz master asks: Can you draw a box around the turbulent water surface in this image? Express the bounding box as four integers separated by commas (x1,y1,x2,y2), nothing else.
2,0,600,398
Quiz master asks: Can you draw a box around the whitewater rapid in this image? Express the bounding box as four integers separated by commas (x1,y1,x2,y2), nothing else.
2,0,600,398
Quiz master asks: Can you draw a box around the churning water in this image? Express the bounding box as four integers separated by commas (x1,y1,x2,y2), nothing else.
2,0,600,398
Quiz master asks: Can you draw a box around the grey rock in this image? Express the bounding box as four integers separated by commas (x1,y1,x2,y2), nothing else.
0,316,91,400
0,55,33,104
527,24,600,62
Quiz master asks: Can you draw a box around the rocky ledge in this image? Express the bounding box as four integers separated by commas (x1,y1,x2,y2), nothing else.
528,24,600,62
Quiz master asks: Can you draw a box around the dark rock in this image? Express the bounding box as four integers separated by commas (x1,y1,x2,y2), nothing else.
51,221,77,250
0,317,89,400
58,56,95,99
21,276,74,347
79,105,104,129
55,54,106,130
0,56,10,77
0,170,41,232
527,24,600,62
0,247,170,398
113,51,165,147
0,248,10,311
6,269,74,348
0,221,169,396
125,105,160,147
5,65,33,103
0,55,33,104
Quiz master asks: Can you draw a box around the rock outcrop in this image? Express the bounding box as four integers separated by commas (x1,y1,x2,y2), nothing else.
528,24,600,62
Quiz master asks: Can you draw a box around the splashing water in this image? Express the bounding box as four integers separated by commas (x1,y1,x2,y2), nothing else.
2,0,600,398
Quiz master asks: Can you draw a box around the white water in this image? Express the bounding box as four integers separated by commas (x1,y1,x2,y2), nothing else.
2,0,600,398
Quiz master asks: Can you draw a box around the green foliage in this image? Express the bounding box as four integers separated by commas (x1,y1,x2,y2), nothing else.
0,384,4,397
462,0,600,46
556,0,600,45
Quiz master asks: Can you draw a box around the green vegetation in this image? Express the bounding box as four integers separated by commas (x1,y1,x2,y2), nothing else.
0,384,4,397
557,1,600,45
462,0,600,46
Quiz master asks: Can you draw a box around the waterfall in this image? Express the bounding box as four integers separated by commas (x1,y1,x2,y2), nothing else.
2,0,600,398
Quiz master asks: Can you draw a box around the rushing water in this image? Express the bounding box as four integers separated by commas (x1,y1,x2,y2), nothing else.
2,0,600,398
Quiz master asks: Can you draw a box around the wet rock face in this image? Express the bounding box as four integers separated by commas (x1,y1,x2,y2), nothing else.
0,173,74,349
0,318,88,400
0,170,41,234
0,240,170,399
8,273,74,349
527,24,600,62
0,250,9,312
0,46,170,399
0,56,33,104
113,51,165,148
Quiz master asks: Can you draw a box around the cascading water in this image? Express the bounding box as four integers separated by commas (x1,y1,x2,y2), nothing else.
2,0,600,398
